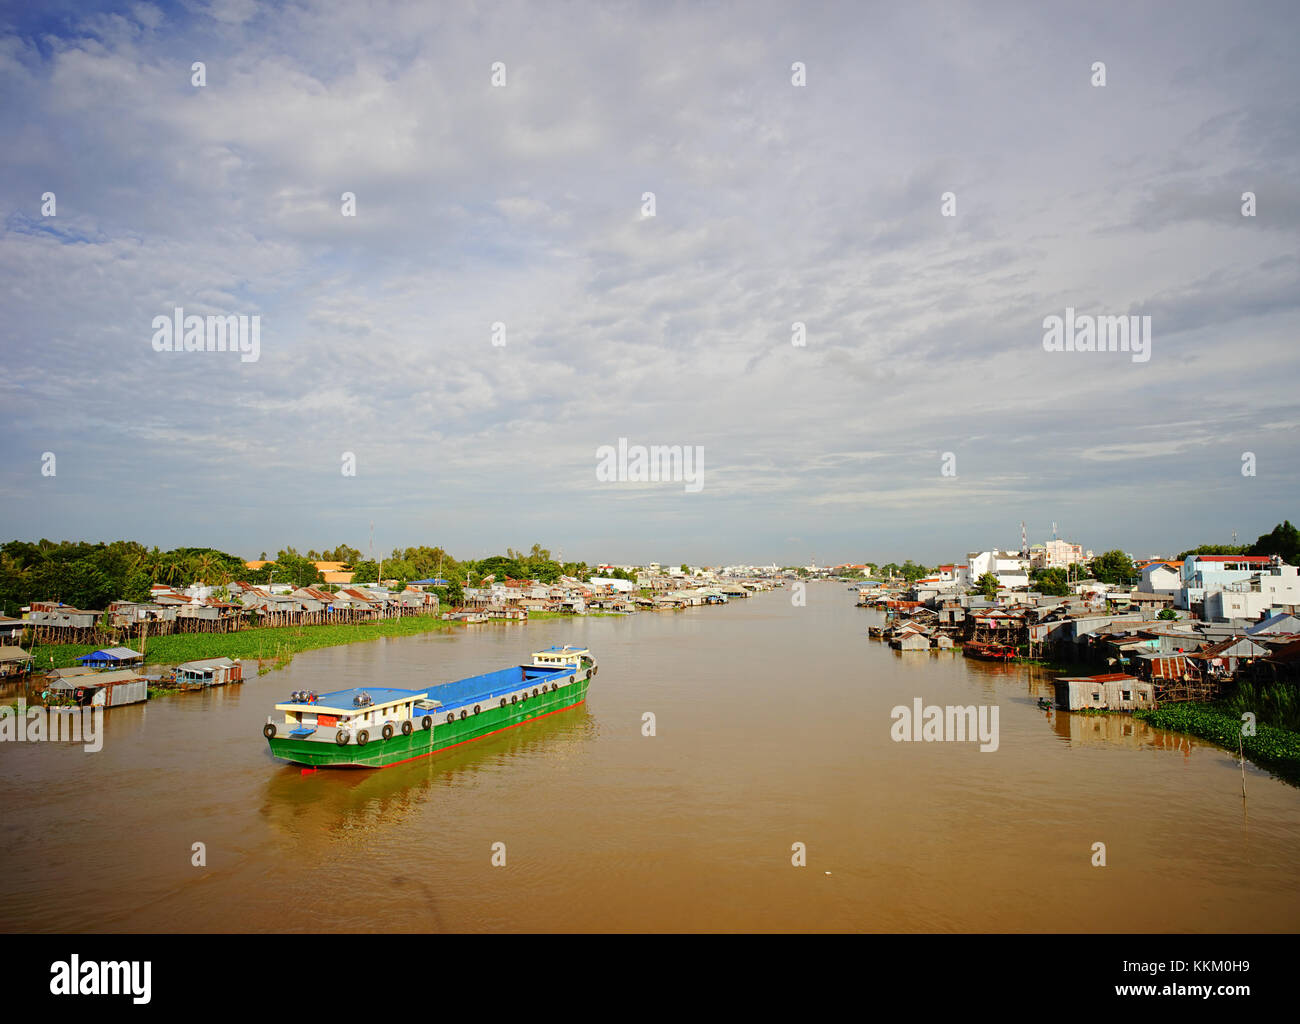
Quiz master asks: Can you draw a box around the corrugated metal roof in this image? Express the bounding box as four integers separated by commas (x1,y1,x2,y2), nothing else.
178,657,237,670
1195,636,1267,659
1057,673,1138,683
47,669,143,688
1248,613,1300,634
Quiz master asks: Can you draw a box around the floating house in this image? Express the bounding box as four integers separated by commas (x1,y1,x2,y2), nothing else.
1052,673,1155,711
893,630,932,652
74,647,144,670
0,645,34,677
175,658,243,688
46,669,147,708
47,665,96,683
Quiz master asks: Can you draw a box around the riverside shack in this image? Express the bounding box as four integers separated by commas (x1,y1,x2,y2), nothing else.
1052,673,1155,711
175,658,243,688
75,647,144,670
46,669,147,708
0,646,34,677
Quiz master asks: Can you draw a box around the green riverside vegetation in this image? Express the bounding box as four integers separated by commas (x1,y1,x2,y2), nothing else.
28,614,459,670
1134,702,1300,779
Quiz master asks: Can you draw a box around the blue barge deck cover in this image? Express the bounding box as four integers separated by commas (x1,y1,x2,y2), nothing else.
299,664,577,711
426,664,573,707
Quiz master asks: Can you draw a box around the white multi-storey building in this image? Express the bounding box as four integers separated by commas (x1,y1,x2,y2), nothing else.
1189,556,1300,618
960,550,1030,589
1029,539,1087,570
1177,555,1292,610
1138,561,1182,594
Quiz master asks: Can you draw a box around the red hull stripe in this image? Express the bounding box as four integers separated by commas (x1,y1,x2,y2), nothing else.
372,698,587,770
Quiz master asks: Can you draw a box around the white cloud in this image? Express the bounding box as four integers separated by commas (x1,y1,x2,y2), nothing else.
0,0,1297,561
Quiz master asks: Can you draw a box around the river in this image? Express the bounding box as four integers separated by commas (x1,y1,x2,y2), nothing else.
2,584,1297,932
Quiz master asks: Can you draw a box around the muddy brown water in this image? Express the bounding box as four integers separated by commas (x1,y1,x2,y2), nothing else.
2,586,1297,932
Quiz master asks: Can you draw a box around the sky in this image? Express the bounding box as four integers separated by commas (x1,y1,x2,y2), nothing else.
1,0,1297,567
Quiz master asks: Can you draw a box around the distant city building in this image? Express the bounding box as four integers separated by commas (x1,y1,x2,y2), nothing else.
1029,539,1086,570
1138,561,1183,595
1188,556,1300,619
962,550,1030,589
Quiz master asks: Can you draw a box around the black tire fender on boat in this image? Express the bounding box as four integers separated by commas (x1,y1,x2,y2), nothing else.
473,705,481,715
532,688,539,698
356,729,369,746
500,698,507,708
460,710,468,720
421,715,432,730
586,668,592,680
336,729,349,746
551,682,558,691
511,695,517,704
401,720,413,736
446,713,455,724
382,723,394,741
263,723,277,739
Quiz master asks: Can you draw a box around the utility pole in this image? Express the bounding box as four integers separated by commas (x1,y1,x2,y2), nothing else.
369,520,382,586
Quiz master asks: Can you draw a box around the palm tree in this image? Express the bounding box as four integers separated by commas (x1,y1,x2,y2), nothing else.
192,552,220,584
159,556,184,587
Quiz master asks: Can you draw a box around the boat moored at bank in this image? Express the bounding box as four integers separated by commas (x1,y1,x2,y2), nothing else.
262,646,597,768
962,641,1017,662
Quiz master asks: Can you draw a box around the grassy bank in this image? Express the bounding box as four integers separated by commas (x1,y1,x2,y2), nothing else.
1134,703,1300,778
1221,680,1300,733
1018,658,1096,675
27,614,459,671
526,610,621,619
24,609,619,673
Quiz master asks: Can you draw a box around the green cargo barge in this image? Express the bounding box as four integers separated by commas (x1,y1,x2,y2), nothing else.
262,646,597,768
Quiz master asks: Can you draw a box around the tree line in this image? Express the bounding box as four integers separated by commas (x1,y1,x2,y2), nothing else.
1176,521,1300,565
0,539,600,617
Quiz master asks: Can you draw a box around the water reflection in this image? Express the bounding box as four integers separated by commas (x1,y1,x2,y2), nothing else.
1046,707,1201,756
260,704,595,841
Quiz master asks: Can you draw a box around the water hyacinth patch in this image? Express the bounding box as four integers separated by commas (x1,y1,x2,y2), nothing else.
1134,703,1300,779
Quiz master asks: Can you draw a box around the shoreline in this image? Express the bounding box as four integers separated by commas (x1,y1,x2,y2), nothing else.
875,624,1300,780
26,613,463,672
23,608,620,676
